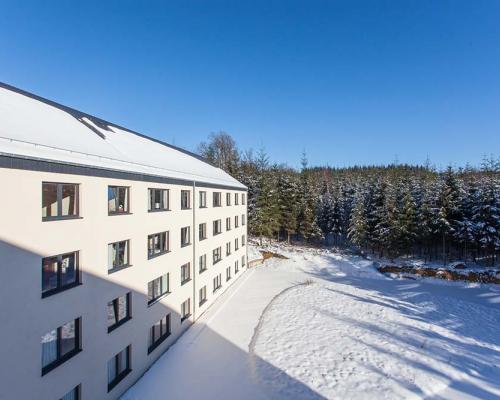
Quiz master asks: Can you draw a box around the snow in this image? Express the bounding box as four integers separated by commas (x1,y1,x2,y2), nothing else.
122,243,500,400
0,85,245,188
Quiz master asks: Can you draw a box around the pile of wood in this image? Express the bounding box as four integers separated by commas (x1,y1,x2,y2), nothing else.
378,265,500,284
260,251,289,261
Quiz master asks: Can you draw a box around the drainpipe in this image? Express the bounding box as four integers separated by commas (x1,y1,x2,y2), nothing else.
192,180,197,321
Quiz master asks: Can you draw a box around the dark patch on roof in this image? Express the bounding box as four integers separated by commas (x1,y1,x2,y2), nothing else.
0,81,217,167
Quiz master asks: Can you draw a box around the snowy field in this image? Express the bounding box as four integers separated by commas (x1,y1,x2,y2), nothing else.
122,244,500,400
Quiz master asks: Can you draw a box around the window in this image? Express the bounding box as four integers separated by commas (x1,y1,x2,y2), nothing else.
226,217,231,231
107,293,131,332
108,186,129,214
213,219,222,235
226,193,231,206
148,188,169,211
242,193,246,205
226,242,231,256
235,238,239,251
107,346,131,392
226,266,232,281
108,240,130,273
147,231,169,258
199,223,207,241
213,192,222,207
181,263,191,285
41,318,81,375
242,235,246,246
148,314,171,353
213,247,222,264
199,254,207,273
213,274,222,292
235,193,239,205
42,251,80,297
242,214,246,225
60,385,80,400
199,191,207,208
181,298,191,321
181,190,191,209
242,255,246,267
199,286,207,306
235,215,239,227
42,182,79,220
235,260,239,274
181,226,191,247
148,274,169,305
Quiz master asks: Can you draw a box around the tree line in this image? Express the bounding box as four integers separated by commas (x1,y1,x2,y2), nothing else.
198,132,500,266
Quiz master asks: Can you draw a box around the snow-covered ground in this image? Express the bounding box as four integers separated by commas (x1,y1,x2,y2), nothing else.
122,244,500,400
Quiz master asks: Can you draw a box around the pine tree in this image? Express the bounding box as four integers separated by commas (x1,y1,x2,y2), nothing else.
348,194,368,249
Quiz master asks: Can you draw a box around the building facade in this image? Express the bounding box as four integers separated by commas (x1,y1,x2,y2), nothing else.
0,83,248,400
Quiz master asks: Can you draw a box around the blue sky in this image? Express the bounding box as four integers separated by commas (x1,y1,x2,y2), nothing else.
1,1,499,169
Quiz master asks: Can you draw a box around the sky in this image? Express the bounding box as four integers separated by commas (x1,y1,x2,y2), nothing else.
0,0,499,169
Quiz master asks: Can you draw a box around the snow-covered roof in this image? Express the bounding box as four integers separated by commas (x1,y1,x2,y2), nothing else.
0,82,245,189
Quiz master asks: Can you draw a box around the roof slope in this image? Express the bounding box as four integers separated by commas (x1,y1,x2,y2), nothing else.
0,82,245,189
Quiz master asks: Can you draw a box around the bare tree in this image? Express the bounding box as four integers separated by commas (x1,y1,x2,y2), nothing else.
198,131,240,176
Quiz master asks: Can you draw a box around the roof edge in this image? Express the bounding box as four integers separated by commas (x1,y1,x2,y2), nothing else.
0,81,227,172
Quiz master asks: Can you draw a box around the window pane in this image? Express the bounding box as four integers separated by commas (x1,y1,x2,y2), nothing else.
61,386,78,400
61,184,77,216
117,295,127,321
153,278,161,299
42,256,58,293
163,190,169,209
153,320,162,343
42,183,58,218
60,253,76,287
147,281,154,302
60,320,76,357
107,300,117,327
117,348,128,374
118,187,128,212
108,187,117,213
161,274,169,293
41,329,57,367
107,356,117,384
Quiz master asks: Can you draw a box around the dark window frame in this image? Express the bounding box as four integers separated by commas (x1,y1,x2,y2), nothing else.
147,274,170,306
226,192,231,206
60,384,81,400
180,298,191,322
199,191,207,208
181,226,191,247
42,182,80,221
181,190,191,210
41,318,81,376
108,240,131,274
180,263,191,285
147,231,169,259
199,286,207,306
148,188,170,212
199,254,207,273
213,274,222,293
108,186,130,215
148,314,171,354
107,345,131,392
213,247,222,264
107,293,132,333
199,223,207,241
213,192,222,207
42,251,81,298
213,219,222,235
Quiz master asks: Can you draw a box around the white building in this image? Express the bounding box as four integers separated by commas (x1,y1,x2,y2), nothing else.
0,82,248,400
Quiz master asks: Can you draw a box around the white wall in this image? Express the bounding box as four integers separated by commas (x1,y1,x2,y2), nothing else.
0,167,247,400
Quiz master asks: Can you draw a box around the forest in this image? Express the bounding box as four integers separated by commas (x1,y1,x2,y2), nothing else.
198,132,500,266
